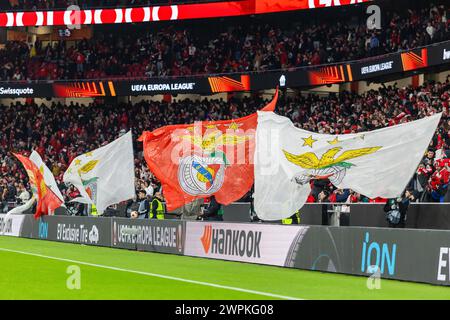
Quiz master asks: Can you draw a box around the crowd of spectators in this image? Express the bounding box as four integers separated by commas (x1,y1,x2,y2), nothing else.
0,1,447,81
0,0,448,211
0,79,449,211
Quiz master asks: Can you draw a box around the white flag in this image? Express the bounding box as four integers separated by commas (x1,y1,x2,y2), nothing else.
63,131,135,214
254,111,442,221
30,150,65,203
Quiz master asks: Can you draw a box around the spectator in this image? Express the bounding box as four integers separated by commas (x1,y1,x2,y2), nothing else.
136,190,150,218
384,192,412,228
426,22,436,40
16,183,30,204
150,191,165,219
201,196,223,221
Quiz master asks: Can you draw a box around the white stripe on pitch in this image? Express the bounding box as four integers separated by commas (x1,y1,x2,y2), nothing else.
0,247,302,300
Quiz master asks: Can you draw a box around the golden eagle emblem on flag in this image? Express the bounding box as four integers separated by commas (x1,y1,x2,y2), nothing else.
283,146,381,185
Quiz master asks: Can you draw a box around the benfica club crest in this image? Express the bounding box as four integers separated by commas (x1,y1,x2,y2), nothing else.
75,159,99,203
176,122,251,196
178,155,226,196
82,177,98,203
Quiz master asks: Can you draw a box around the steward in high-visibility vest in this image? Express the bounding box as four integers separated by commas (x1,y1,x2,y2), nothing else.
90,204,98,216
150,192,165,220
282,211,300,225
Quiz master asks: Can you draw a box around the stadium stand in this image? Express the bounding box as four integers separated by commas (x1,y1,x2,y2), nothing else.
2,0,450,302
0,1,447,81
0,79,448,210
0,0,448,213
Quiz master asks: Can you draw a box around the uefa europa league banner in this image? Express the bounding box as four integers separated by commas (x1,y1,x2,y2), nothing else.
18,215,186,254
111,218,185,255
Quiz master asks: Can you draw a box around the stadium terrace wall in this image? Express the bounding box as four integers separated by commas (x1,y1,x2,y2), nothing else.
0,41,448,98
20,215,113,247
16,215,186,254
5,214,450,286
224,203,450,230
0,0,369,27
186,222,450,286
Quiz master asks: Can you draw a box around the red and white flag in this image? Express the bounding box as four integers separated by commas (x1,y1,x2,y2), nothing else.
139,89,278,211
14,153,63,219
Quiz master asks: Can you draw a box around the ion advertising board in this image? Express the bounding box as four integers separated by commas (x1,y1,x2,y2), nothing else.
24,215,112,247
284,226,450,286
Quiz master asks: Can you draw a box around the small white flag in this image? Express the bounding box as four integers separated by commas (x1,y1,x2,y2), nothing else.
63,131,135,214
30,150,65,203
254,111,442,221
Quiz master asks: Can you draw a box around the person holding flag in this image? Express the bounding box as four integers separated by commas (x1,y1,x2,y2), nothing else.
29,150,65,205
11,153,64,219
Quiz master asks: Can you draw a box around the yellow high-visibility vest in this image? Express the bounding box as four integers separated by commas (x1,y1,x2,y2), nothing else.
282,211,300,225
90,204,98,216
282,217,293,225
150,199,165,220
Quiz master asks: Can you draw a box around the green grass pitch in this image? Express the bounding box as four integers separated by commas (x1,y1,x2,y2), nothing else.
1,236,450,300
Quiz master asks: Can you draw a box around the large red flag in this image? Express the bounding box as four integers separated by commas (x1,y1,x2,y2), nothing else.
139,89,278,211
14,153,63,219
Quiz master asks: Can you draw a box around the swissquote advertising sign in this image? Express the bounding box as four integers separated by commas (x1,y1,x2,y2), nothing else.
111,218,185,254
0,214,26,237
184,221,303,265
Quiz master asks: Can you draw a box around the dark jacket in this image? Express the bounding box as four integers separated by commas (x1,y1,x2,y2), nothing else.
384,198,409,227
203,197,222,220
5,184,16,202
138,198,150,218
126,200,139,218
